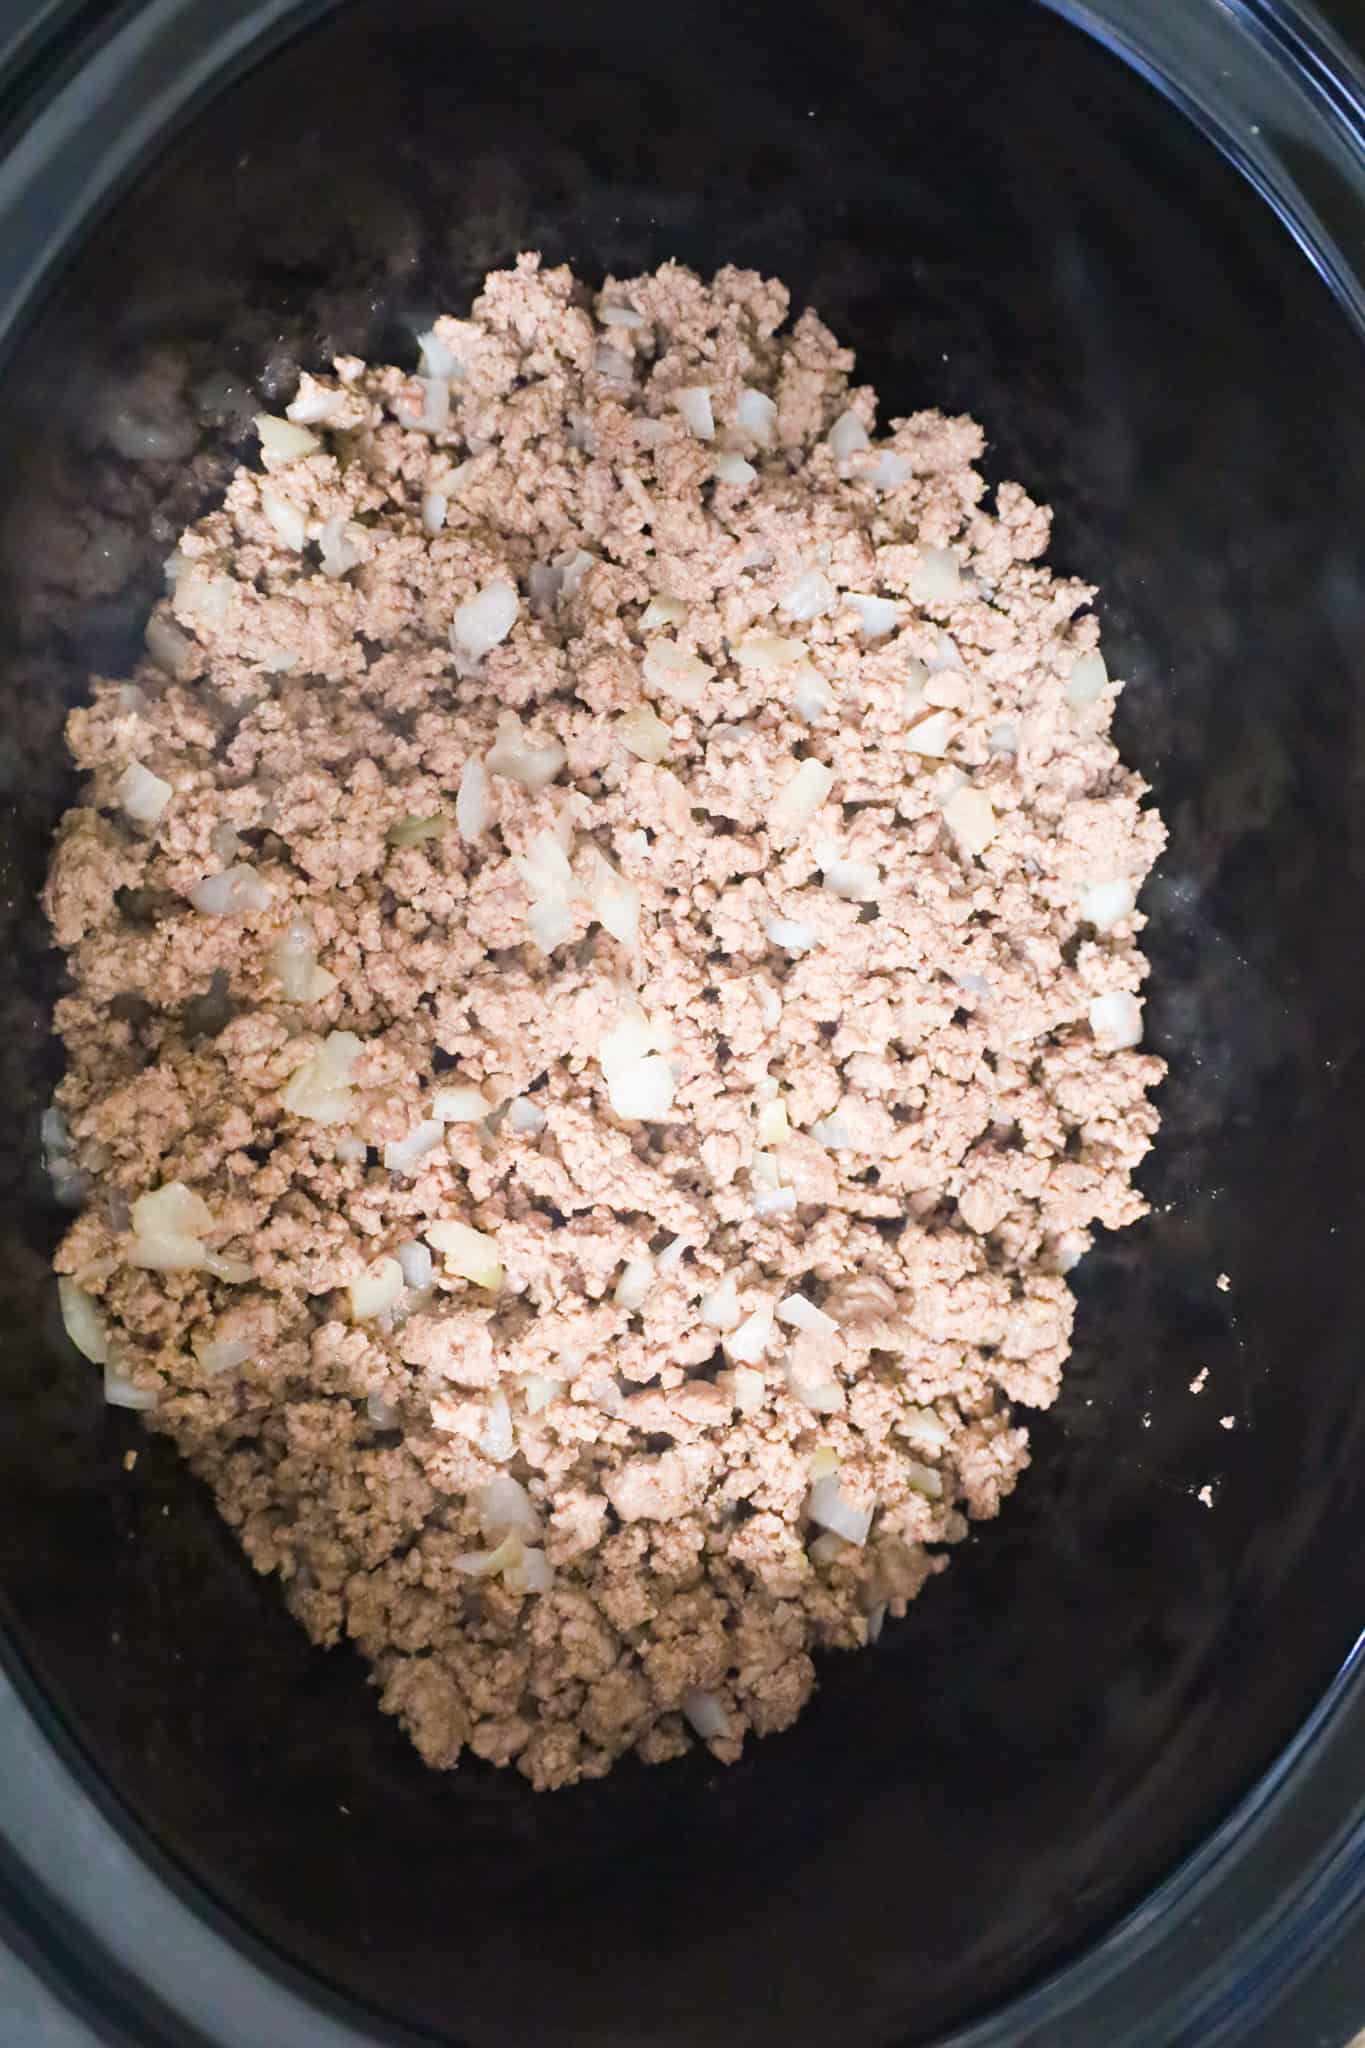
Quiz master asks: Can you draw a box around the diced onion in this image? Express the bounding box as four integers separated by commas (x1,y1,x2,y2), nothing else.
432,1084,488,1123
426,1219,503,1290
770,758,834,840
600,303,644,329
641,593,687,631
117,760,172,826
906,1460,944,1500
643,638,713,705
281,1029,363,1124
350,1256,404,1319
737,634,806,675
505,1545,553,1595
522,1373,565,1414
828,409,869,458
906,710,954,758
387,814,446,848
260,487,306,552
764,914,817,956
486,710,565,789
191,864,272,917
367,1392,400,1428
615,1256,654,1311
811,1112,855,1150
807,1472,873,1545
780,569,836,622
675,386,714,440
58,1278,109,1363
1067,650,1109,706
607,1054,675,1122
942,785,997,857
193,1331,253,1375
735,387,777,445
479,1390,514,1462
753,1185,797,1219
383,1119,445,1176
132,1182,213,1241
682,1689,731,1741
396,1240,434,1291
1081,878,1137,932
791,666,832,721
507,1095,547,1135
618,703,671,763
318,514,362,579
713,452,756,486
450,579,519,663
254,414,319,462
422,489,448,534
273,919,336,1003
475,1473,541,1542
756,1099,789,1147
417,329,459,379
988,721,1018,755
724,1303,773,1365
868,450,913,489
904,1406,952,1452
908,548,962,604
144,614,194,678
700,1274,742,1332
1089,990,1143,1049
778,1293,838,1337
585,848,640,949
817,841,880,901
104,1362,157,1411
456,757,489,840
594,344,633,385
808,1446,841,1480
847,593,899,639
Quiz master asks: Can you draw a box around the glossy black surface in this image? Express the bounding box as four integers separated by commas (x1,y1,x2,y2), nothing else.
1,2,1365,2043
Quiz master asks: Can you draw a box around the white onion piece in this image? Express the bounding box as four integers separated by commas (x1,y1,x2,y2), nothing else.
260,486,306,552
780,569,836,622
318,514,362,579
904,1406,952,1452
1081,878,1137,932
506,1095,547,1135
682,1689,731,1741
522,1373,565,1414
144,613,194,678
847,592,899,639
1067,650,1109,706
398,377,451,434
700,1275,741,1332
193,1332,253,1375
594,344,633,384
764,914,817,956
735,387,777,444
786,1354,844,1411
724,1303,773,1365
811,1113,855,1151
367,1392,400,1428
58,1279,109,1363
350,1256,404,1319
480,1390,514,1463
1089,991,1143,1049
555,549,594,596
828,409,869,458
770,758,834,840
505,1546,553,1595
585,848,640,949
906,710,954,757
600,303,644,328
450,579,519,664
753,1185,797,1219
455,756,489,840
191,865,272,917
713,452,756,486
254,414,318,462
514,829,575,903
615,1257,654,1311
105,1361,157,1411
675,386,714,440
486,711,565,789
475,1473,541,1542
281,1029,363,1124
396,1240,434,1291
273,920,336,1002
942,785,997,857
641,593,687,631
431,1084,488,1123
387,813,448,849
117,760,172,826
132,1182,213,1240
737,634,806,675
778,1293,838,1337
202,1253,253,1285
417,329,459,378
128,1233,205,1272
383,1119,445,1176
807,1472,873,1545
988,721,1018,755
908,548,962,603
421,489,448,534
618,703,671,763
816,841,880,900
868,450,913,489
866,1604,887,1643
756,1098,789,1147
209,821,244,865
600,1007,656,1078
426,1219,503,1290
607,1054,675,1121
643,638,713,704
791,668,832,721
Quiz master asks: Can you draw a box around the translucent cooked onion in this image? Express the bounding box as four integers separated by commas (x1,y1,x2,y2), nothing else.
396,1240,434,1291
756,1098,789,1147
791,666,832,721
770,757,834,840
117,760,172,825
713,452,756,486
908,547,962,603
942,785,997,857
585,848,640,949
810,1112,855,1151
904,1406,952,1452
132,1182,213,1240
193,1331,253,1375
522,1373,565,1414
383,1119,445,1175
450,578,519,662
260,486,307,552
397,376,451,434
281,1029,363,1124
777,1292,838,1337
847,592,899,639
700,1274,742,1332
431,1084,488,1123
505,1545,553,1595
1081,878,1137,932
641,593,687,631
367,1392,400,1428
1067,649,1109,706
456,756,489,839
827,409,869,458
764,914,817,956
144,613,195,678
905,710,954,758
421,488,448,534
254,414,319,462
868,449,914,489
780,568,836,621
906,1460,944,1500
104,1361,157,1411
724,1303,773,1364
475,1473,541,1542
737,634,806,675
425,1219,503,1290
58,1278,109,1363
202,1253,253,1285
1089,990,1143,1048
682,1689,731,1741
618,702,671,763
387,813,447,848
349,1256,405,1320
486,710,565,789
318,514,362,579
753,1185,797,1219
479,1390,514,1462
735,387,777,445
507,1095,547,1135
417,329,459,378
816,841,880,901
191,864,272,917
615,1256,654,1311
675,386,715,440
807,1471,873,1545
600,303,644,329
643,638,713,704
607,1053,675,1122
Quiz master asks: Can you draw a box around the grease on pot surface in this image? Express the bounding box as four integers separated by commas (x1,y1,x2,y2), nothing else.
43,257,1164,1788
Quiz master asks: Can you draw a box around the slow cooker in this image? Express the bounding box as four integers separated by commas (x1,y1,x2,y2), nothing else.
4,1,1365,2042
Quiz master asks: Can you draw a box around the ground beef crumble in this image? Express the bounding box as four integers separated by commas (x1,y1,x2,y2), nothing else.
44,256,1164,1789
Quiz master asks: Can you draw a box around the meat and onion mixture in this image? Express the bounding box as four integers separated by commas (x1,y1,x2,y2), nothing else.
45,258,1164,1789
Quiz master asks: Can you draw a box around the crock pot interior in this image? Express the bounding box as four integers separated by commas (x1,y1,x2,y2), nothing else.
2,2,1365,2043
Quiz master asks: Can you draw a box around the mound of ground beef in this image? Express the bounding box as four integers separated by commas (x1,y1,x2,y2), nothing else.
45,256,1164,1789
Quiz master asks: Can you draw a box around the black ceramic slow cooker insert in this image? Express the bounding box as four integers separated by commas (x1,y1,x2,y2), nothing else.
3,2,1365,2044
